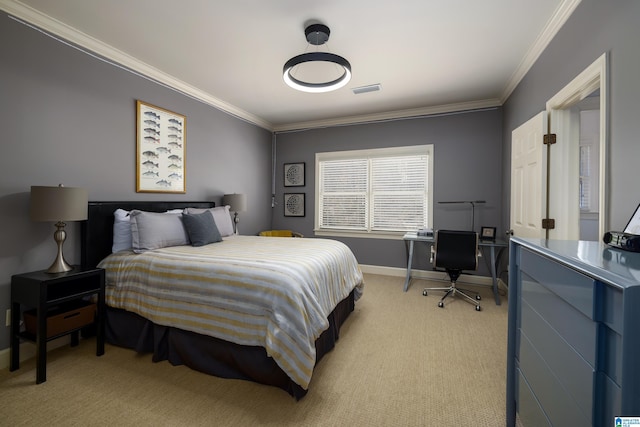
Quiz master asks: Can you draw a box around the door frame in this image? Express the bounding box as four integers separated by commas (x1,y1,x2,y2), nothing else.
546,53,608,239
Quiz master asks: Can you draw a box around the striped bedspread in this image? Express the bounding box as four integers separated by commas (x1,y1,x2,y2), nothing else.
98,235,364,389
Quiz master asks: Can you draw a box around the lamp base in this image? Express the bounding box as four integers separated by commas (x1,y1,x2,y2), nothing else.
46,221,73,274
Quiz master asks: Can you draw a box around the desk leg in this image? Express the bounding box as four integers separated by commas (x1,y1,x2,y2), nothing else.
490,247,501,305
403,241,415,292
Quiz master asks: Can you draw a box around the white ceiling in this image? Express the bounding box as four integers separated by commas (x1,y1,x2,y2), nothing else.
2,0,580,131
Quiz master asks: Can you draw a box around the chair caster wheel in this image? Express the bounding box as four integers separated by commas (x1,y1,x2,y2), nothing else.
438,302,444,308
423,290,427,296
476,295,481,301
475,305,481,311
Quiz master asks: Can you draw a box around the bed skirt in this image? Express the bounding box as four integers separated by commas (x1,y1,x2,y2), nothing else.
104,290,355,399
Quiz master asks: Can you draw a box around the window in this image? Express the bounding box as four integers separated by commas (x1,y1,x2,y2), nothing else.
579,145,591,210
315,145,433,238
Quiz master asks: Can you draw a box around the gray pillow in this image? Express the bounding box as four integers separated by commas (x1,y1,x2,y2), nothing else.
129,210,190,253
184,206,234,237
182,211,222,246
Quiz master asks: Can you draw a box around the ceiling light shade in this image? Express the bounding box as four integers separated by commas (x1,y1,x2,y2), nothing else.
283,24,351,93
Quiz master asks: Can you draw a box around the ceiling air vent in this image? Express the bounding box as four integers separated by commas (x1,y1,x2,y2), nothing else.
352,84,381,95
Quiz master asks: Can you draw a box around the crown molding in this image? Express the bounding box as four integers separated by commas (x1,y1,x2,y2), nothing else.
500,0,582,102
2,0,581,133
273,99,502,132
0,0,273,130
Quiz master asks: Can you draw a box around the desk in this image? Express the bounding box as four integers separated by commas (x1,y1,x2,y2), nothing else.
402,231,507,305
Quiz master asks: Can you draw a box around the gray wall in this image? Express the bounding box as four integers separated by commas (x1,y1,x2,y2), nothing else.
273,108,504,271
0,13,272,350
502,0,640,232
2,0,638,352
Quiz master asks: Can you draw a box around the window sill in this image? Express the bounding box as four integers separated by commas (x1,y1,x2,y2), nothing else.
313,229,406,240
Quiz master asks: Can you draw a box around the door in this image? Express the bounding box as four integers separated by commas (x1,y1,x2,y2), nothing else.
510,111,546,238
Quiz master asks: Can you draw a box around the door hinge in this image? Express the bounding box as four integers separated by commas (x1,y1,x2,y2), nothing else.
543,133,557,145
542,218,556,229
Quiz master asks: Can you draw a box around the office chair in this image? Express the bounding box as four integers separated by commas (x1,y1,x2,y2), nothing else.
422,230,482,311
258,230,304,237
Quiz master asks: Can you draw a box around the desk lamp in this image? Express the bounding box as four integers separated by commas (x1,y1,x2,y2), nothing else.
30,184,88,273
222,193,247,235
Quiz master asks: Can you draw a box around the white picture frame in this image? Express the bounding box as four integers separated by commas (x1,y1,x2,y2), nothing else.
136,100,186,193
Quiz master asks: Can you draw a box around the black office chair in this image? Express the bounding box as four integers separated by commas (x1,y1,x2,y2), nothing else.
422,230,482,311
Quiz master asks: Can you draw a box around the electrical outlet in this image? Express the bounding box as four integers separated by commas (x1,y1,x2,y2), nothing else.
5,309,10,327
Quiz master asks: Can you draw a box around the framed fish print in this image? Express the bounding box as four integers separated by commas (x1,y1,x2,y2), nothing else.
284,162,305,187
136,100,186,193
284,193,305,217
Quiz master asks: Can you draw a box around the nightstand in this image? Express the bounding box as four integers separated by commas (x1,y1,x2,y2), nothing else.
10,266,105,384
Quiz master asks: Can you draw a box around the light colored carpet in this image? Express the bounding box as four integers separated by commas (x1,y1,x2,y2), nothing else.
0,274,509,426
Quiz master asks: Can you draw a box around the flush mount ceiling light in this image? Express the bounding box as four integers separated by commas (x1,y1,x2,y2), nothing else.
283,24,351,93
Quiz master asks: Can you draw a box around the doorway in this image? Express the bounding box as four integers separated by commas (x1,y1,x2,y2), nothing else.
510,53,608,240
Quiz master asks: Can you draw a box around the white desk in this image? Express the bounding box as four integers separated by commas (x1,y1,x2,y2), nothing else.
402,231,507,305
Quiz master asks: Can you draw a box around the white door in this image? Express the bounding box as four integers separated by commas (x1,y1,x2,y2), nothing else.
510,111,546,238
546,107,580,240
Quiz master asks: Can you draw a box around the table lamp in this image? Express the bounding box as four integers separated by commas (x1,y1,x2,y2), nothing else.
30,184,88,273
222,193,247,235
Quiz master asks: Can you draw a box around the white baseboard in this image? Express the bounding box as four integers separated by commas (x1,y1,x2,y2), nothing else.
0,336,71,371
359,264,493,287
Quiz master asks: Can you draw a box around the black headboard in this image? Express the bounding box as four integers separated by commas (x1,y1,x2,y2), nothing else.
80,201,215,268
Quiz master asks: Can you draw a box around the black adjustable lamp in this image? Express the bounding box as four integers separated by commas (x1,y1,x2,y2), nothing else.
438,200,486,232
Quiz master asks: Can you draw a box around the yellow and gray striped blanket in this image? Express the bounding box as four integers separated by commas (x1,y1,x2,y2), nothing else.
98,235,364,389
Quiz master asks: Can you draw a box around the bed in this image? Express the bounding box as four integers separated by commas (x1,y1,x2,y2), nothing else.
80,201,364,399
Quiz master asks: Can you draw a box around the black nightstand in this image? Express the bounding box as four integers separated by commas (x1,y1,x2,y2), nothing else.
10,266,105,384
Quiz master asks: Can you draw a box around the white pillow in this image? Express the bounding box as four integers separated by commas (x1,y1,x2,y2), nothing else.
184,206,234,237
129,210,190,253
112,209,132,252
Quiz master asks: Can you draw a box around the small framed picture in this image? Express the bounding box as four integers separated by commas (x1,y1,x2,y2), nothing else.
481,226,497,241
284,193,305,217
284,162,305,187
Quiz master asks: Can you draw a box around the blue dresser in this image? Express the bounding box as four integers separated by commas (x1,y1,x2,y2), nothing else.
506,237,640,426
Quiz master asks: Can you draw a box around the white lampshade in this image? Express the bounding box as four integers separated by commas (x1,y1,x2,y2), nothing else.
222,193,247,212
31,185,88,222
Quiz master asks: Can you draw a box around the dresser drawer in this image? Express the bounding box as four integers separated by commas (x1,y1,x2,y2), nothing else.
518,332,591,426
520,248,595,319
521,272,597,366
516,367,551,427
520,299,594,420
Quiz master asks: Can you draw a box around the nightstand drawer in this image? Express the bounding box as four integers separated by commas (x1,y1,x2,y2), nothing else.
24,300,96,338
46,275,102,302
